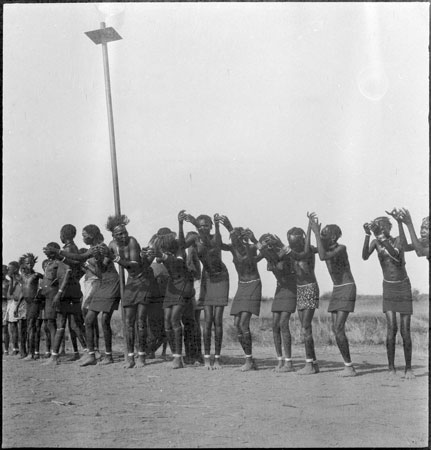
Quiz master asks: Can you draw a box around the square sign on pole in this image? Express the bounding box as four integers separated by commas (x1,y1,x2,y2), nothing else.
85,26,122,45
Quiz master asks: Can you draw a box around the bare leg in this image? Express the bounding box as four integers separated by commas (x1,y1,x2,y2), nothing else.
203,306,214,369
400,313,415,379
297,309,318,375
193,309,204,365
332,311,356,377
43,320,52,357
213,306,224,369
123,306,137,368
24,317,37,360
80,310,98,367
272,312,283,370
135,303,148,368
98,310,114,365
9,322,19,354
182,301,195,365
18,319,28,358
3,323,10,355
385,311,398,377
239,312,256,371
171,304,185,369
34,318,42,359
43,313,68,366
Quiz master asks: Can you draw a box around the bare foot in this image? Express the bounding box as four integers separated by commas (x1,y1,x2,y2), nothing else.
80,354,97,367
387,368,398,378
94,350,102,360
204,356,212,370
147,351,156,359
213,358,223,370
273,359,284,373
42,356,60,366
135,354,146,368
172,356,184,369
297,362,318,375
12,350,19,356
404,369,416,380
339,366,357,377
23,354,34,361
123,355,135,369
19,353,28,359
195,354,204,365
313,362,320,373
240,357,256,372
34,353,40,360
183,356,195,365
66,352,80,362
43,352,51,359
98,354,114,365
76,351,89,363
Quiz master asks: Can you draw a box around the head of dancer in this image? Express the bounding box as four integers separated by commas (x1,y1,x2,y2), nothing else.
82,224,104,246
150,227,178,255
259,233,284,252
43,242,60,259
230,227,250,247
60,224,77,244
287,227,306,252
7,261,19,278
106,214,130,246
19,253,38,274
196,214,213,238
372,216,392,238
420,216,429,243
320,224,342,250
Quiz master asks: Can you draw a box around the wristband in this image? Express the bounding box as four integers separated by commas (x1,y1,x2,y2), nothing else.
58,289,63,293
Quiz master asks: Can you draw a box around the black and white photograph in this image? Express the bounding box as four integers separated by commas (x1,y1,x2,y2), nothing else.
2,1,429,448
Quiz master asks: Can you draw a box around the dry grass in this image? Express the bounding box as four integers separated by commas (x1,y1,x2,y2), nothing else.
106,293,428,355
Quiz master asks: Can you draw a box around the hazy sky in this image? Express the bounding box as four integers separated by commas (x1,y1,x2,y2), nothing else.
3,2,429,297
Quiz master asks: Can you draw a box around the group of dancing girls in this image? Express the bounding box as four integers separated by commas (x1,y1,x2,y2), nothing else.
2,207,428,378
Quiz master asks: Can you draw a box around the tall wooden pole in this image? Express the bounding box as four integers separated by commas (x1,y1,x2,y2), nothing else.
100,22,122,218
85,23,126,348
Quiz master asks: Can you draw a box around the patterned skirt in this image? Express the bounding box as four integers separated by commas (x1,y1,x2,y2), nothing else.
297,282,319,311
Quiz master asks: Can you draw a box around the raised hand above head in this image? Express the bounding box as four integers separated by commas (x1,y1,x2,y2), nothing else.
218,215,233,231
363,222,372,235
178,210,188,223
385,208,402,221
398,207,413,225
243,228,257,244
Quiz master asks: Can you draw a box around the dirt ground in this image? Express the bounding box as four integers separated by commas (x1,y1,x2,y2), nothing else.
2,344,428,448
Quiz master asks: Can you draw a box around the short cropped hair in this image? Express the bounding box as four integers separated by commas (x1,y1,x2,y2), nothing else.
196,214,213,226
149,227,178,254
83,224,104,244
61,224,77,239
373,216,392,230
46,242,60,249
322,224,342,241
287,227,305,238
